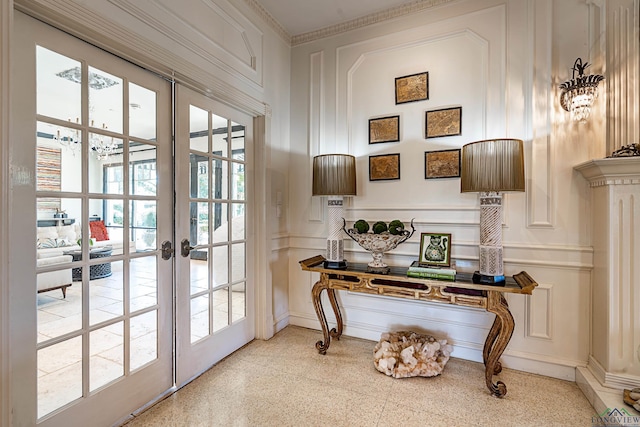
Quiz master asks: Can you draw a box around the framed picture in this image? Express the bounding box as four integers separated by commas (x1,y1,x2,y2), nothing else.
369,153,400,181
418,232,452,267
395,72,428,104
369,115,400,144
425,106,462,138
425,149,461,179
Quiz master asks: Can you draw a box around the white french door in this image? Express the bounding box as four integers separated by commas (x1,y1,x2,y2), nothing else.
12,12,173,426
175,85,255,386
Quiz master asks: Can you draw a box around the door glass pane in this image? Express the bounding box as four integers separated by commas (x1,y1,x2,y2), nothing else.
90,260,123,325
232,204,245,241
212,159,228,200
189,105,208,152
37,121,82,193
90,322,124,391
191,295,209,343
130,256,157,312
102,164,125,195
190,249,209,295
130,311,158,370
37,46,81,122
189,154,208,198
213,202,228,244
37,267,80,343
90,198,124,256
212,288,229,332
38,336,83,418
89,131,121,163
131,199,156,251
129,83,157,140
190,201,208,245
130,144,157,196
231,242,245,283
231,121,244,159
212,245,228,286
212,114,228,157
231,161,244,201
231,282,246,322
88,66,123,134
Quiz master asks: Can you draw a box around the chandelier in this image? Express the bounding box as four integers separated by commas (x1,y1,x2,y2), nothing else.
54,118,80,155
559,58,604,123
90,121,118,160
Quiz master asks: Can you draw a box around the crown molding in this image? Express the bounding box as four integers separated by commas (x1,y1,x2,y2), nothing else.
246,0,458,47
291,0,458,46
243,0,291,44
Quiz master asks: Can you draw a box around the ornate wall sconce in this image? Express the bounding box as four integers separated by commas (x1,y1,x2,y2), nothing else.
559,58,604,123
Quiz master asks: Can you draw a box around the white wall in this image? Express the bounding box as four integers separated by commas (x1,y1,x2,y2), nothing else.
287,0,602,380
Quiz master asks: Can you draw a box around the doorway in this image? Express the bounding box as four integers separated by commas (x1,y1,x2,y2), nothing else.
11,11,255,426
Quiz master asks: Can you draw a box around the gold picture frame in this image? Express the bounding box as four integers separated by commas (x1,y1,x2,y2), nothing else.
369,115,400,144
425,106,462,138
369,153,400,181
425,149,461,179
418,232,452,267
395,72,428,104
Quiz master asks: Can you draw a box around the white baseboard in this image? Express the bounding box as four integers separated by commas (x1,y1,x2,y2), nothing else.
273,312,290,334
289,313,582,381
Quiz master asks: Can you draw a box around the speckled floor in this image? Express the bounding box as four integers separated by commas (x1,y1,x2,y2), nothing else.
122,325,596,426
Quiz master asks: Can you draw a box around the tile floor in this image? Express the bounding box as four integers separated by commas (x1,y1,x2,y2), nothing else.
122,326,597,427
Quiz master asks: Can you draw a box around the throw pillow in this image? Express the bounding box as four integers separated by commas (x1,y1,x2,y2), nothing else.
89,220,110,241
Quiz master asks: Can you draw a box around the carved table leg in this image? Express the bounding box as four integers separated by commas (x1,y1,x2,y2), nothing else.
311,278,331,354
483,315,503,375
484,292,514,397
327,288,343,340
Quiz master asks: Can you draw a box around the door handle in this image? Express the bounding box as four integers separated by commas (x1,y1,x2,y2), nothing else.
161,240,174,260
181,238,207,257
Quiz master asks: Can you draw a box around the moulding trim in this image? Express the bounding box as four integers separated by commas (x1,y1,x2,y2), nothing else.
242,0,291,44
291,0,457,46
525,282,553,340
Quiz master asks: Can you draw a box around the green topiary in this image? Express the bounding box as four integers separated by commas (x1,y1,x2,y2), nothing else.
372,221,388,234
388,219,405,235
353,219,370,234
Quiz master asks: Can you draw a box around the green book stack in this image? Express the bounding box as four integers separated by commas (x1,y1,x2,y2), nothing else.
407,261,456,281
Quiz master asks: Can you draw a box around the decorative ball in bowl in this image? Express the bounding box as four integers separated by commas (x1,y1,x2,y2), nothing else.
343,218,415,274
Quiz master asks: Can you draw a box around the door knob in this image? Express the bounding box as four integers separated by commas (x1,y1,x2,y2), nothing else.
181,238,207,257
161,240,174,260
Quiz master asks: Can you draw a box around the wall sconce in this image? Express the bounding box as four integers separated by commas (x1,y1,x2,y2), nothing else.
559,58,604,123
461,139,525,285
312,154,357,269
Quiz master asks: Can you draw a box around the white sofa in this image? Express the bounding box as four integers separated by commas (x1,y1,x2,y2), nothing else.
37,255,73,298
36,223,128,259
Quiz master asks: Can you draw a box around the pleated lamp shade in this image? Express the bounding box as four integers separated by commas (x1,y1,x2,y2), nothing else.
461,139,525,193
312,154,357,196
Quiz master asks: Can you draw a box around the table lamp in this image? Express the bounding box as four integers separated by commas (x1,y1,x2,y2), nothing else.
312,154,357,269
461,139,525,285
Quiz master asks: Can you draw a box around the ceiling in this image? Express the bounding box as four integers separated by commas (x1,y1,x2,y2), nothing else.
255,0,422,36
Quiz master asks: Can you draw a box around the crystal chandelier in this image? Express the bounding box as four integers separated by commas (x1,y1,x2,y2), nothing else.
559,58,604,123
90,121,117,160
54,118,80,155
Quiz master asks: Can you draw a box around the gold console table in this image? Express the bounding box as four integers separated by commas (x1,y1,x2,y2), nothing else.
299,255,537,397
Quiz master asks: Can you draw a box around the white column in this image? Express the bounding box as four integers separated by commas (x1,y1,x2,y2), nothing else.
576,158,640,389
